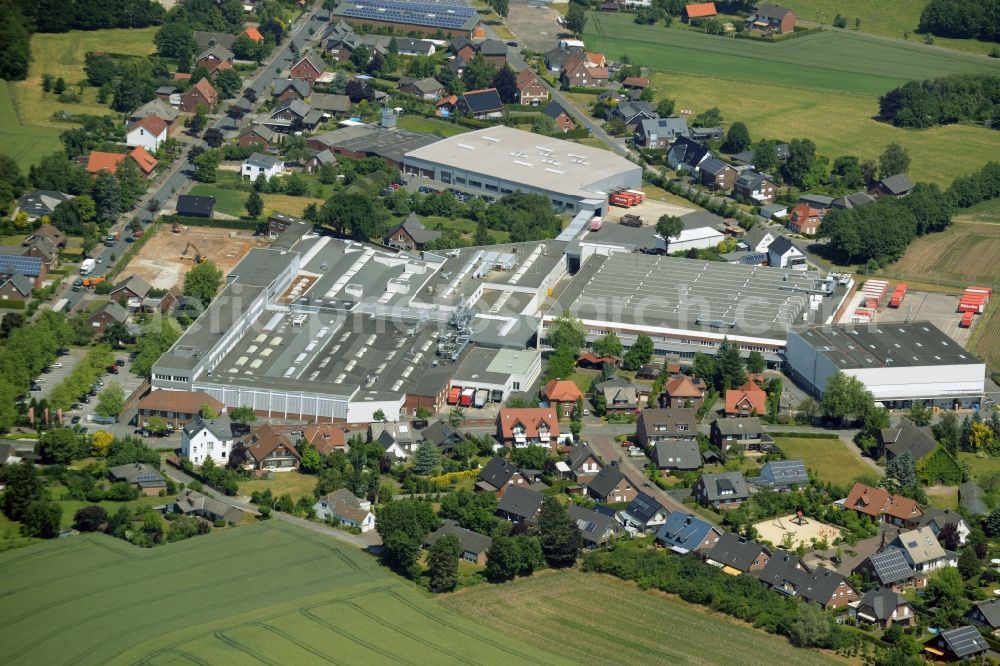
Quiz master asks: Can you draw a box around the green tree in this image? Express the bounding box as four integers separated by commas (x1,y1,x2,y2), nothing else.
714,338,746,391
933,411,961,453
91,170,121,223
53,77,66,95
592,332,623,358
566,3,587,35
96,381,125,418
214,68,241,98
783,138,817,187
752,139,778,175
349,44,370,69
319,192,383,239
924,567,968,627
511,444,548,470
462,54,498,91
246,189,263,219
886,450,916,489
183,260,223,306
73,505,108,531
622,335,653,371
229,405,257,425
427,533,461,592
831,155,865,190
492,64,519,104
787,601,831,647
820,372,873,425
0,0,31,81
723,121,750,153
655,97,675,118
907,402,932,427
746,350,765,374
39,427,84,464
692,352,716,386
984,506,1000,537
957,545,981,579
530,112,556,136
0,461,44,520
193,150,220,183
537,497,582,567
879,142,911,178
485,535,543,582
42,73,53,94
21,500,62,538
412,441,441,475
546,312,586,353
655,214,684,251
376,499,440,577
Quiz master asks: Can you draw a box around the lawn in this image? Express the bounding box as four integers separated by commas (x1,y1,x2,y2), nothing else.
0,81,62,172
584,14,1000,97
240,471,319,500
442,570,843,666
779,0,998,55
642,71,998,185
419,215,511,244
882,221,1000,288
188,184,249,218
959,452,1000,483
956,198,1000,224
772,436,876,487
0,521,565,665
8,28,158,129
396,115,469,137
925,485,959,511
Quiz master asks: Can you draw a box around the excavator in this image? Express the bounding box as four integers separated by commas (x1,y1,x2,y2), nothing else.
181,242,204,264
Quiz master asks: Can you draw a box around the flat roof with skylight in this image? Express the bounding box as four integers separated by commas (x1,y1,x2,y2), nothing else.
795,322,983,369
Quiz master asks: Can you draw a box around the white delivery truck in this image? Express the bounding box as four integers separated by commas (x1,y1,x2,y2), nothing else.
80,258,96,276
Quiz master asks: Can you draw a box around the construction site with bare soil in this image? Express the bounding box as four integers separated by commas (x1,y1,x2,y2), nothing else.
121,223,270,291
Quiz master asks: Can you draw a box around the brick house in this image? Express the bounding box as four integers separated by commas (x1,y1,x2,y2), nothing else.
843,482,924,527
137,390,226,430
699,157,738,191
705,533,771,574
232,423,302,472
636,408,697,447
0,274,33,300
382,212,441,251
746,4,796,33
586,466,637,504
515,68,548,106
426,521,492,564
476,455,531,497
290,55,325,83
543,100,576,131
496,408,559,448
180,78,218,113
88,301,129,335
238,126,276,150
734,171,777,203
662,374,706,409
789,203,823,235
542,379,584,410
724,380,767,416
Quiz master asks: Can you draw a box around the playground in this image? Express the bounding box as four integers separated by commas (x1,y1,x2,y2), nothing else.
753,512,843,550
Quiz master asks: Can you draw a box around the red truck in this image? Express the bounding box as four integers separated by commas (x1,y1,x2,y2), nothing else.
888,283,907,308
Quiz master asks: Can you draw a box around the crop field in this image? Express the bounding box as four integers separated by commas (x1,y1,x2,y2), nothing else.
779,0,997,55
0,521,564,666
641,71,997,185
584,15,1000,97
885,222,1000,289
9,28,157,129
969,298,1000,375
442,570,843,666
0,81,62,172
772,437,876,487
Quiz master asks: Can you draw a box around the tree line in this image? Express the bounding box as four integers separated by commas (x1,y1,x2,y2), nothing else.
822,161,1000,265
919,0,1000,43
879,73,1000,129
13,0,164,33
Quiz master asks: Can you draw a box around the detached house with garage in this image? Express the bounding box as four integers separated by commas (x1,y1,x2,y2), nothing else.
652,440,701,471
477,455,535,497
426,520,492,564
853,590,916,630
232,423,302,472
586,466,637,504
382,213,441,251
891,526,957,572
789,203,823,236
724,380,766,416
699,157,738,191
496,408,560,448
746,4,796,33
767,235,807,270
635,116,690,149
694,471,749,509
568,504,626,547
842,482,924,527
734,171,777,203
314,488,375,531
180,78,218,112
181,415,235,466
667,137,711,174
564,442,602,481
879,418,938,462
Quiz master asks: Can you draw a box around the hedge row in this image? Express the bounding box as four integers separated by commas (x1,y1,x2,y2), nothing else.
0,300,27,310
565,86,603,95
767,431,840,439
733,26,823,42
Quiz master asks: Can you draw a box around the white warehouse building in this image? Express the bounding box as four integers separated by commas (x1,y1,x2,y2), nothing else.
402,126,643,216
785,321,986,410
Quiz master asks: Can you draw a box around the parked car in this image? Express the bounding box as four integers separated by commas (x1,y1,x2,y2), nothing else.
50,363,63,369
30,383,41,391
115,359,125,367
106,365,119,374
71,416,81,425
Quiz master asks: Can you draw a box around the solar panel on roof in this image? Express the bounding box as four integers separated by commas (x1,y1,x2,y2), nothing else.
136,474,161,483
870,549,913,583
0,254,43,276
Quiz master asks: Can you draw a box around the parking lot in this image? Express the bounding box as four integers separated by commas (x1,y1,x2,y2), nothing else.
839,288,972,346
606,198,695,226
33,348,86,400
37,351,145,433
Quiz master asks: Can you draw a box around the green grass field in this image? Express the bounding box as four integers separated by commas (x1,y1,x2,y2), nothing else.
969,298,1000,375
10,28,157,128
0,521,567,665
442,570,843,666
956,198,1000,224
0,81,62,172
584,15,1000,97
772,436,876,487
642,71,998,185
779,0,998,55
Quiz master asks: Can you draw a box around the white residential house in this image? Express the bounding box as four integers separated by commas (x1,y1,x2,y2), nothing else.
181,415,235,466
893,526,958,573
739,226,776,254
241,153,285,182
767,236,808,270
313,488,376,532
126,116,168,152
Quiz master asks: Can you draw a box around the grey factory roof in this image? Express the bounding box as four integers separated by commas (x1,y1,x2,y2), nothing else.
403,126,641,201
795,321,984,369
312,125,439,164
554,252,841,342
451,347,540,386
332,0,481,33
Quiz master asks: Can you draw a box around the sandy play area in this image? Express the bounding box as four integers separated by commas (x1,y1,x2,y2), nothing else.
121,225,269,291
753,514,843,550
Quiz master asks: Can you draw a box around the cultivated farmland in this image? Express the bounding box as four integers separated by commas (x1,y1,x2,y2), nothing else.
442,570,843,666
584,15,1000,96
969,299,1000,375
771,437,877,487
0,521,565,666
884,221,1000,289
